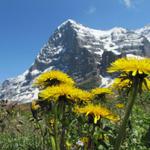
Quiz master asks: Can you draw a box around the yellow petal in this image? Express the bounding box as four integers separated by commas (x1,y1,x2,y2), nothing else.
94,115,100,124
138,70,143,74
132,71,137,76
86,111,90,116
94,116,98,124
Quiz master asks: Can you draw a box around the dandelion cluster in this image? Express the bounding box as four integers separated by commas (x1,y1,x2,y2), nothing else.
27,57,150,150
108,57,150,149
108,57,150,94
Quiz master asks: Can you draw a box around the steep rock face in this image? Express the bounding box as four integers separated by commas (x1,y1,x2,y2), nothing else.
29,20,101,88
0,19,150,102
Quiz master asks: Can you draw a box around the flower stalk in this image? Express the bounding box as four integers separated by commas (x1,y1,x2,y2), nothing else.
54,104,60,150
59,99,66,150
87,119,96,150
114,77,140,150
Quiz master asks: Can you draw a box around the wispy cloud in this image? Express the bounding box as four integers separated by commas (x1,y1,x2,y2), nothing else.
123,0,132,8
122,0,144,9
86,6,96,14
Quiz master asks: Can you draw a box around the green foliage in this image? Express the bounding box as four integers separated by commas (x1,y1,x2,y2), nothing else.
1,69,150,150
0,103,53,150
0,98,149,150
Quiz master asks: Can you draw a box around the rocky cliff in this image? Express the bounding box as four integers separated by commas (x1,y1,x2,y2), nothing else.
0,19,150,102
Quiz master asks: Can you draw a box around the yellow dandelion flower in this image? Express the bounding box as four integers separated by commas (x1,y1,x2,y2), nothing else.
109,57,150,149
66,141,72,148
115,103,125,109
91,87,113,96
48,118,55,127
107,57,150,77
99,134,109,142
49,118,55,124
112,77,150,91
80,137,89,145
39,84,93,103
106,114,120,122
111,78,131,90
33,70,75,88
31,100,40,110
74,104,119,124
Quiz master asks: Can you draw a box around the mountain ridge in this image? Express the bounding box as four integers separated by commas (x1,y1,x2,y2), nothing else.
1,19,150,102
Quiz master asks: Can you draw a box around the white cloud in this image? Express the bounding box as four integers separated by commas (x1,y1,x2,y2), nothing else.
123,0,132,8
86,6,96,14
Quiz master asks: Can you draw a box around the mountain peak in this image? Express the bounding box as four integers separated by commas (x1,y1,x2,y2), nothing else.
57,19,79,30
109,27,127,33
65,19,77,24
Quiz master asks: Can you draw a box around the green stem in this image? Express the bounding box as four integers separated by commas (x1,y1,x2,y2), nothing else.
87,123,95,150
114,77,140,150
50,136,56,150
60,101,66,150
54,104,60,150
48,125,56,150
37,121,45,149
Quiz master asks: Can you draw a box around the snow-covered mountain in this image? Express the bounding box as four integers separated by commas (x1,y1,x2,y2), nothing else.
1,19,150,102
135,24,150,41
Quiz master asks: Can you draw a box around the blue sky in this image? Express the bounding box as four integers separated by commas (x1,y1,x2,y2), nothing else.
0,0,150,82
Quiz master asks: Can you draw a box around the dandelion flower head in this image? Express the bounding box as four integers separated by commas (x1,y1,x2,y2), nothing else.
31,100,40,110
74,104,119,124
39,84,93,103
107,57,150,77
115,103,125,109
91,87,113,96
34,70,75,88
111,78,131,90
